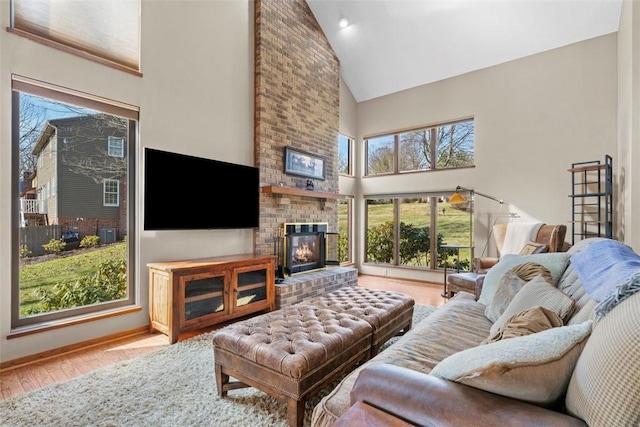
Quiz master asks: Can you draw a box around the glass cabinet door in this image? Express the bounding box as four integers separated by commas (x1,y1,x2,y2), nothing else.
182,273,226,322
236,268,267,308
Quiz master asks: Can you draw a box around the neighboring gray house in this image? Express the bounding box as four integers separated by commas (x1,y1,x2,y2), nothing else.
22,114,128,245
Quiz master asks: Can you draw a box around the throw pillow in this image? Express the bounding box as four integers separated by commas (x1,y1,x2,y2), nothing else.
484,262,554,322
484,270,527,322
489,275,575,337
520,241,549,255
479,252,571,305
511,262,554,284
482,306,563,344
430,320,593,406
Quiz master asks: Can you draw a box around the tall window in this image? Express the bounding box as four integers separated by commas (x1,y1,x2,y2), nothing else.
337,197,353,264
338,134,353,176
366,118,474,176
10,0,141,74
12,76,138,328
365,193,472,270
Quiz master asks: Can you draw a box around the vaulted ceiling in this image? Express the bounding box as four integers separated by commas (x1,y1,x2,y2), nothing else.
306,0,623,102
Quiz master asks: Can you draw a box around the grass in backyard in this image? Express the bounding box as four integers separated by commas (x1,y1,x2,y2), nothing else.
19,242,127,315
347,200,473,267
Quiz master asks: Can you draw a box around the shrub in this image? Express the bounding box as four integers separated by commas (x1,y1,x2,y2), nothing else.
338,233,348,263
80,235,100,248
19,244,32,258
43,238,66,254
36,259,127,312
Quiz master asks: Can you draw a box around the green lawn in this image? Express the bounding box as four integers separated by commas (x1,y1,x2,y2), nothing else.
19,243,127,316
341,200,473,267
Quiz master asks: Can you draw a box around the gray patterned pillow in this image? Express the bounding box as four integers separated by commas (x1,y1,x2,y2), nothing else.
484,262,554,322
485,270,527,322
489,275,575,336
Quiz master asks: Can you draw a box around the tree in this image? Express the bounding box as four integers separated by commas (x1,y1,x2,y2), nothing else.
19,92,128,186
398,121,474,171
56,114,128,184
367,143,394,174
18,94,48,178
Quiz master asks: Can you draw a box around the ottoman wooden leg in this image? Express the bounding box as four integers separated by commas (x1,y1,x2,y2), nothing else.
215,363,228,397
287,398,304,427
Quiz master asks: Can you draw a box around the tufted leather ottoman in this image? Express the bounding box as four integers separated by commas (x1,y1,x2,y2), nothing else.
305,287,415,356
212,304,373,427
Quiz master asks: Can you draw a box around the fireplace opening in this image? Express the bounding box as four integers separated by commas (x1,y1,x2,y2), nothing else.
282,223,327,275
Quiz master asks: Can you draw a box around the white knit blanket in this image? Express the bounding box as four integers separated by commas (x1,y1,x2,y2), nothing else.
500,222,544,256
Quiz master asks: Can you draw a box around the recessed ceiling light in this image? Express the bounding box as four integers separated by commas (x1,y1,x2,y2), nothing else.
339,17,349,28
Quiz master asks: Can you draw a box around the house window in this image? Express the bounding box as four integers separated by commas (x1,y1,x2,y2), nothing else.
103,179,120,206
338,134,353,176
338,197,353,264
365,135,395,176
108,136,125,158
10,0,141,75
365,193,472,270
12,75,138,328
365,118,474,176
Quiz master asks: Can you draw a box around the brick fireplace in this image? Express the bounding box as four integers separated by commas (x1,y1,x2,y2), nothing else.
252,0,354,307
253,0,340,259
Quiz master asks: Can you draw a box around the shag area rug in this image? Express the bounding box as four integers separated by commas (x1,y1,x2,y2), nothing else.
0,304,436,427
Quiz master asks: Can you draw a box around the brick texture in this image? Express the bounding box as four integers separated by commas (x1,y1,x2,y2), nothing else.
275,267,358,308
254,0,340,256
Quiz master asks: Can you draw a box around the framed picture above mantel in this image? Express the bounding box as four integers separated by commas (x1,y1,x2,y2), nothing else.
284,146,325,180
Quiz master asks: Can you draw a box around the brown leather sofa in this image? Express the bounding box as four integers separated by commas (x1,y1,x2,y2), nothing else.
349,364,587,426
311,238,640,427
472,223,567,273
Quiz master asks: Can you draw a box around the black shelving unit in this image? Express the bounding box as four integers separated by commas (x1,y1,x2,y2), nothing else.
568,155,613,244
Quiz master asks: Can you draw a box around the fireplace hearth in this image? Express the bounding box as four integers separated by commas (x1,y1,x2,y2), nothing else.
282,223,327,275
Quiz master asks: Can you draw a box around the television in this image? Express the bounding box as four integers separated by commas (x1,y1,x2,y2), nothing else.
144,148,260,230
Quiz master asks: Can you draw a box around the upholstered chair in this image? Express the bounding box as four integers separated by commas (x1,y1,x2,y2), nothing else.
472,224,567,274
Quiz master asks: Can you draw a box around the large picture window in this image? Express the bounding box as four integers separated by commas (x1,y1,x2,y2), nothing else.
365,193,473,270
12,76,138,329
366,118,474,176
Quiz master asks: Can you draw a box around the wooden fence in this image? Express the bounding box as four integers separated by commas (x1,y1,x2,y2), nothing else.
19,225,61,256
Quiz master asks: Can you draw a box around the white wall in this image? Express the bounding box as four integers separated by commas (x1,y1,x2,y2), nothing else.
0,0,255,362
617,0,640,248
354,34,618,283
338,76,357,198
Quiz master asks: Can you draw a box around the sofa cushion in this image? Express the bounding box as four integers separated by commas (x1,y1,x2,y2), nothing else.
430,320,593,406
484,262,553,322
565,292,640,426
484,270,527,322
489,275,575,336
479,252,571,305
482,306,563,344
311,292,492,427
519,241,548,255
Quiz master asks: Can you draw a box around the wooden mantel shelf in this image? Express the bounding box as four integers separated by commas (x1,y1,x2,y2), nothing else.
261,185,341,200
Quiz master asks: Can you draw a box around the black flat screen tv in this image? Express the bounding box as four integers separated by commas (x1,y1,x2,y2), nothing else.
144,148,260,230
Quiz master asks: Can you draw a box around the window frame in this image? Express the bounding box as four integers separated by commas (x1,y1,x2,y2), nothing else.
103,179,120,207
11,75,139,331
337,196,354,265
108,136,125,158
363,192,473,270
338,134,354,176
364,118,475,177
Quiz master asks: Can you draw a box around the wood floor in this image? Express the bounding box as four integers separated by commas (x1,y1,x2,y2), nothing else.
0,274,446,400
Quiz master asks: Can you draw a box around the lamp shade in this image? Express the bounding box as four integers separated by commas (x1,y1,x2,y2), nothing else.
449,191,467,203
